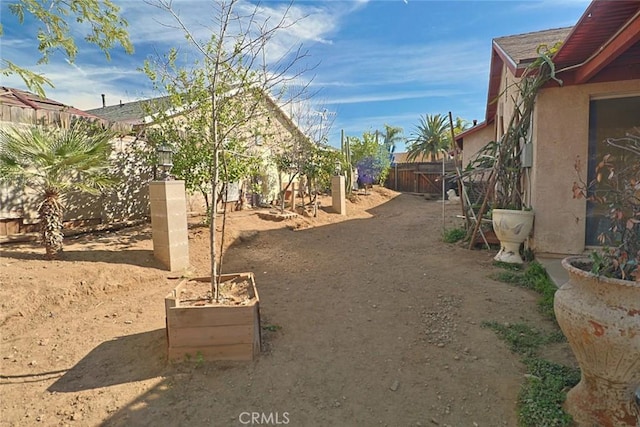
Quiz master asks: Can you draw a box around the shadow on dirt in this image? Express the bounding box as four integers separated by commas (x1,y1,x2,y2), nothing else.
0,249,164,269
48,329,167,392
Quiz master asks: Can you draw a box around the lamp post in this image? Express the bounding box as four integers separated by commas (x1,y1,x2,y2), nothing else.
156,145,173,180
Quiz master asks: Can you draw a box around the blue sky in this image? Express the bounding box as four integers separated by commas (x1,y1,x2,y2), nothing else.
1,0,590,151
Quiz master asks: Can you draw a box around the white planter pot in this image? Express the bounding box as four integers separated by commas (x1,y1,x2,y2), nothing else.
491,209,534,264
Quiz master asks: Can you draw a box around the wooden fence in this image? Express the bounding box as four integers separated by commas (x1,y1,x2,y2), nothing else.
384,161,457,194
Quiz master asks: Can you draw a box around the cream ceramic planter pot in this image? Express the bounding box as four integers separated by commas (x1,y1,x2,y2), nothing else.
554,257,640,426
491,209,534,264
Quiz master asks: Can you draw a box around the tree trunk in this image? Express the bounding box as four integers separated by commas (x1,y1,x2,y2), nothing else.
38,190,64,259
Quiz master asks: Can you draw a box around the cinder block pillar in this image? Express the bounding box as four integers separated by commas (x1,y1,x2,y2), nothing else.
149,181,190,272
331,175,346,215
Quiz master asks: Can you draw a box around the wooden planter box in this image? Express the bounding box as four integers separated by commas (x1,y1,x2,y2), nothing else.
472,228,500,246
165,273,261,361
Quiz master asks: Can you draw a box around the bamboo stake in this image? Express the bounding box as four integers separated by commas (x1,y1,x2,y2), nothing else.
468,168,495,250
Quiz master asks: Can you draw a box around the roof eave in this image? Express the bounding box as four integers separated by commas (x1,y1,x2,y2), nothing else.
454,121,489,143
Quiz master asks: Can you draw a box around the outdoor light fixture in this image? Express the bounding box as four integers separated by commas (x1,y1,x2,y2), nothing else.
156,145,173,180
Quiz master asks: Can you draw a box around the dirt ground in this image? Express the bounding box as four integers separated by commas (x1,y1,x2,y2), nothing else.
0,187,575,427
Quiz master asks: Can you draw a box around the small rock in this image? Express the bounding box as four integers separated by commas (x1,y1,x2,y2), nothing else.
390,380,400,391
430,418,439,425
28,360,37,366
124,320,133,324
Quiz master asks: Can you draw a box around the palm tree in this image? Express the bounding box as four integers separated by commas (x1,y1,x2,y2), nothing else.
406,114,450,162
0,121,116,259
381,124,404,155
452,116,471,136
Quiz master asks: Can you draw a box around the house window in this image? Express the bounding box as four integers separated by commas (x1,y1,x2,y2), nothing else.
586,95,640,246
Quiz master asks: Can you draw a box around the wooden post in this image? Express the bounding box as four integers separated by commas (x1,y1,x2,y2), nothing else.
448,111,470,229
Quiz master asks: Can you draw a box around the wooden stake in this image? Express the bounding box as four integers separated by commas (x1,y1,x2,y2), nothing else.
448,112,469,229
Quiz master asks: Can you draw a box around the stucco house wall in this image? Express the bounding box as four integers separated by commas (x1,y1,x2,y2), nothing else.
531,79,640,255
461,125,495,170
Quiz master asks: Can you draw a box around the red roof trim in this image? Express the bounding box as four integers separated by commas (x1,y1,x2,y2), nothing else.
574,11,640,83
485,47,504,123
492,40,518,76
553,0,640,71
548,2,598,66
454,120,489,143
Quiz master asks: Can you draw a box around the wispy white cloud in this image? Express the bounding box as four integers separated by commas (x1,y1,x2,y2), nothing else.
116,0,349,66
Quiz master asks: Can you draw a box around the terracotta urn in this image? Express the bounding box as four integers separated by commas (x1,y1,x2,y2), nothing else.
491,209,534,264
554,256,640,426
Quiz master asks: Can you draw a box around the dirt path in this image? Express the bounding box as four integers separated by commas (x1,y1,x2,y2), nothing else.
0,189,571,426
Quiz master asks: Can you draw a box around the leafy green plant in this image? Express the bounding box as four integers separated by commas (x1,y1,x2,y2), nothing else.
518,358,580,427
573,131,640,281
0,120,117,259
442,227,466,243
195,351,205,368
481,321,548,357
348,131,392,186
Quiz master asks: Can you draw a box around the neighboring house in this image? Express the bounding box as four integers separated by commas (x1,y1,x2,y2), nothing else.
455,0,640,256
87,91,312,211
0,87,147,237
0,86,108,127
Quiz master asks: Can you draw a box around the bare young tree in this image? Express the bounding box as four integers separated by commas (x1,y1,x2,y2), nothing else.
144,0,316,300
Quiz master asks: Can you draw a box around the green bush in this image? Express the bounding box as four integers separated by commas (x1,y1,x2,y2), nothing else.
442,227,466,243
518,358,580,427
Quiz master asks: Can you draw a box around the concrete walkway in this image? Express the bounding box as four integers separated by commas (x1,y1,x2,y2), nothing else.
537,256,569,287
